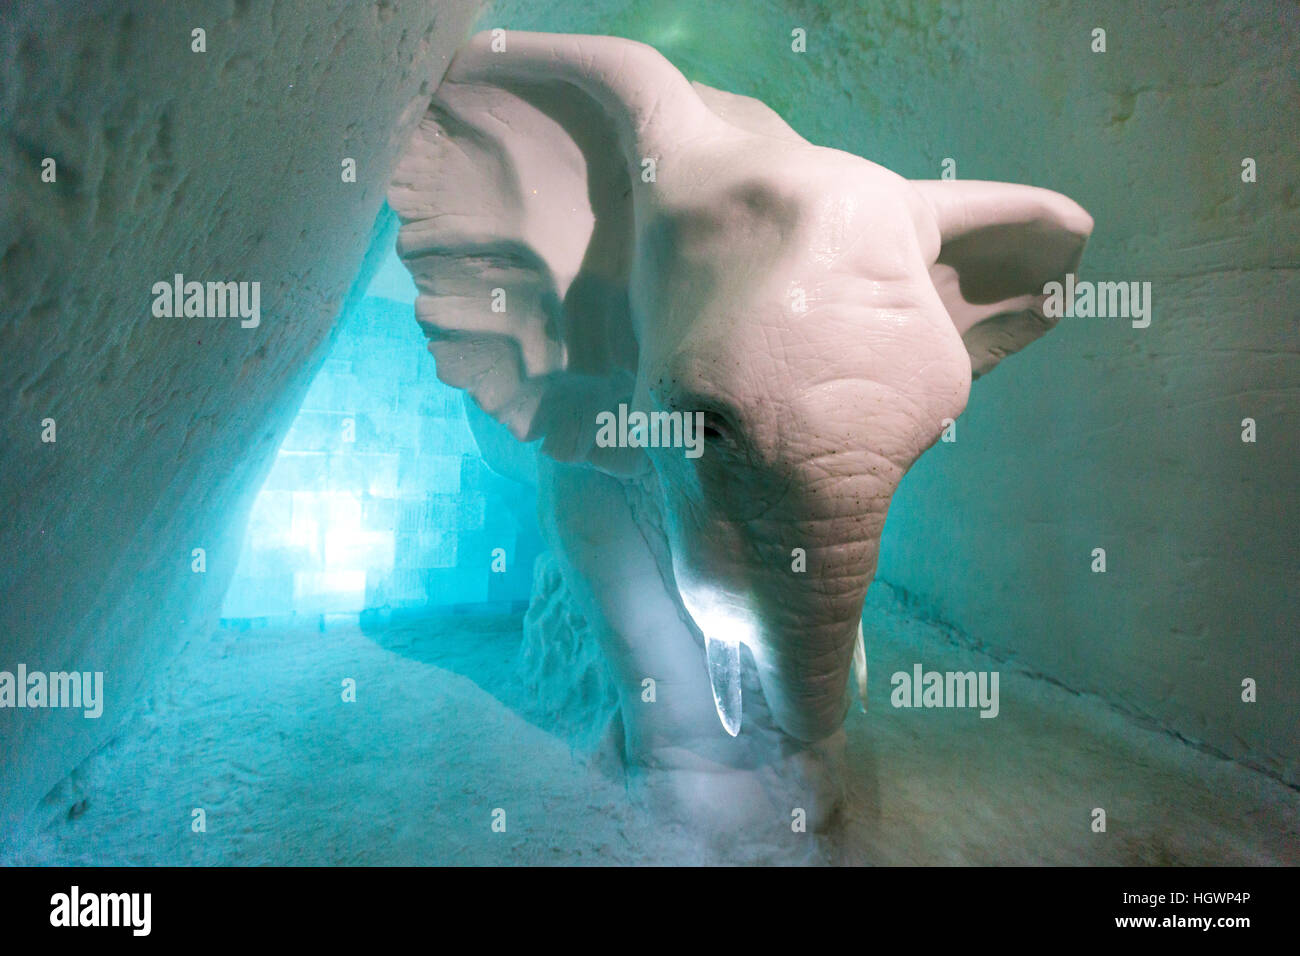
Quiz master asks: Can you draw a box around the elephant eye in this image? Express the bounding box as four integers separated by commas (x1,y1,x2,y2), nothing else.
700,412,736,446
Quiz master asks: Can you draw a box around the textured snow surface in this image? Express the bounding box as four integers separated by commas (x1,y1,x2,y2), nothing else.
0,0,483,848
8,589,1295,866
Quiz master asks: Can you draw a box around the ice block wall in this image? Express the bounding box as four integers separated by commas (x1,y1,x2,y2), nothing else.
221,247,540,620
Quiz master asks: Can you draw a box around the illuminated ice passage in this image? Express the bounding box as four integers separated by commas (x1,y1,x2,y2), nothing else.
1,1,1297,867
220,248,541,622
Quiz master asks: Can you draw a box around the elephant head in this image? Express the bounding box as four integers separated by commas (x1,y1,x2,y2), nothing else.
389,31,1092,746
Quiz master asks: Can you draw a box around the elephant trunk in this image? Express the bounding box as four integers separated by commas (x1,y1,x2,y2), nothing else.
746,527,878,742
752,620,861,742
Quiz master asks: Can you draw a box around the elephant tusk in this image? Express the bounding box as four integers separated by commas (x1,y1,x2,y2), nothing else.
704,633,743,737
853,620,868,713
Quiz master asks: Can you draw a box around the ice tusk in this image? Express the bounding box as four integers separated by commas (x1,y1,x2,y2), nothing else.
852,620,868,712
704,633,742,736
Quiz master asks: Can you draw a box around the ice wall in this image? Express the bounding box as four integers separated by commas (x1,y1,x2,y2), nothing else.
222,247,539,620
0,0,483,848
479,0,1299,783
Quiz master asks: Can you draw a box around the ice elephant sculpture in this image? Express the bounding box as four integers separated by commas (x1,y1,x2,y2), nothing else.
389,31,1092,831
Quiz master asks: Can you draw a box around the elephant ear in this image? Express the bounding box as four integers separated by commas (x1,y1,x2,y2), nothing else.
912,180,1094,378
388,30,715,472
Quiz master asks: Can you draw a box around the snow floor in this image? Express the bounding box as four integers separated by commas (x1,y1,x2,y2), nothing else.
9,591,1298,865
